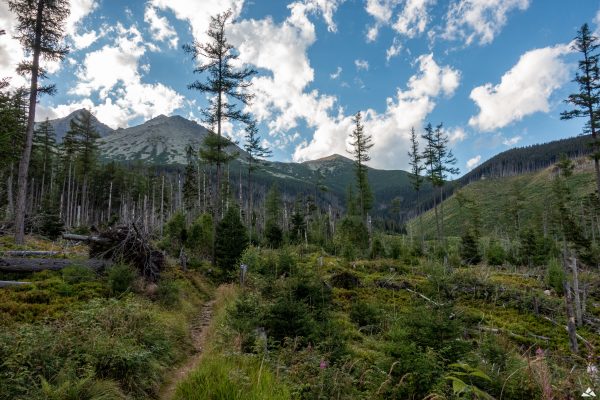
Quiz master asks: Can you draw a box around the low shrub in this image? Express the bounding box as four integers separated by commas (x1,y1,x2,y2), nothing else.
157,280,182,308
107,264,136,295
486,240,506,266
349,301,382,329
61,265,96,284
546,258,565,295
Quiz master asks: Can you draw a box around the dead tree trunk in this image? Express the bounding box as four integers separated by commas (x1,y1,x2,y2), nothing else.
0,257,109,272
569,254,583,327
563,279,579,354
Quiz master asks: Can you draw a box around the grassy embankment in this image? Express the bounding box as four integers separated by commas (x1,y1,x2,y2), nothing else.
0,235,212,400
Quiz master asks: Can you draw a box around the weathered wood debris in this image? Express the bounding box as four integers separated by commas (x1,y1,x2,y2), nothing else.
86,224,164,282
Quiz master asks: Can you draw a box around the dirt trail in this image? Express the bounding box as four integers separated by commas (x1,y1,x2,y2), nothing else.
159,299,216,400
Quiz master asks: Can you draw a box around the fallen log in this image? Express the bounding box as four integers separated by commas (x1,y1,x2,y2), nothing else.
479,326,550,342
3,251,59,257
62,233,108,243
0,280,32,288
0,257,110,273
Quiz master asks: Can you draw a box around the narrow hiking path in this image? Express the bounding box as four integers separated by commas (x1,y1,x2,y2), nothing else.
159,299,216,400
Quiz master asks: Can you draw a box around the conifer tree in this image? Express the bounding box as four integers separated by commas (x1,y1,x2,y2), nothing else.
345,185,359,216
0,89,27,218
10,0,70,243
422,123,441,238
215,204,248,276
32,118,56,204
408,126,425,243
265,184,283,248
290,195,307,244
243,119,271,229
183,144,198,212
184,10,256,224
0,89,27,171
347,111,373,220
561,23,600,198
432,123,459,242
63,110,100,225
422,123,459,241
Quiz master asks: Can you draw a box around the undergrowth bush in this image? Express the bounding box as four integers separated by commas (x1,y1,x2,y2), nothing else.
349,301,382,330
157,280,182,308
107,264,136,295
0,296,190,399
546,258,565,295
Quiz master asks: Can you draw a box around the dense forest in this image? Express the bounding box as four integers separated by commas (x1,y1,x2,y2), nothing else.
1,1,600,400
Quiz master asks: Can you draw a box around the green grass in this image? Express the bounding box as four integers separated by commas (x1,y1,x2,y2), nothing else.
175,355,290,400
0,256,210,400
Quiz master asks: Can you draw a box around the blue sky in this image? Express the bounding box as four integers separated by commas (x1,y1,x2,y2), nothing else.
1,0,599,174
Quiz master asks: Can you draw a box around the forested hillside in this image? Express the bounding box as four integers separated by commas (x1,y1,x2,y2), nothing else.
411,156,598,239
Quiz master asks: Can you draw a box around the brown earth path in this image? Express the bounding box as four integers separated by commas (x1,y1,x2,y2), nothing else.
158,299,216,400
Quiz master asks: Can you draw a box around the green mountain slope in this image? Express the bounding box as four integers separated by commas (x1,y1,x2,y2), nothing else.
409,157,597,238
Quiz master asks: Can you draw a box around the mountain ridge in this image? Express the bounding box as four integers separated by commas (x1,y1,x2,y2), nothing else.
43,111,596,220
36,108,113,143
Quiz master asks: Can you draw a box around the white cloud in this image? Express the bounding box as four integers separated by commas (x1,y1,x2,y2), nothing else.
66,0,100,50
365,0,434,42
447,126,467,145
228,15,328,131
0,1,26,87
144,6,178,49
503,135,522,146
72,24,145,97
443,0,530,46
0,0,98,90
386,37,402,61
366,0,398,23
355,59,370,71
288,0,344,33
594,9,600,36
294,53,461,169
151,0,244,46
49,23,183,128
466,155,481,170
469,44,572,131
330,66,342,79
392,0,435,38
71,31,100,50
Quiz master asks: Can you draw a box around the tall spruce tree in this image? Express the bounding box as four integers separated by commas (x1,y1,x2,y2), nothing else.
0,89,27,219
64,110,100,225
32,118,56,205
265,184,283,248
347,111,374,220
10,0,69,243
561,23,600,198
422,123,458,241
184,10,256,224
183,144,198,212
243,119,271,230
408,126,425,243
422,123,441,239
432,123,459,242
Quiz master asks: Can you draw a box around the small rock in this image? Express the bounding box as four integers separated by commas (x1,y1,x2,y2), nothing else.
543,289,551,296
